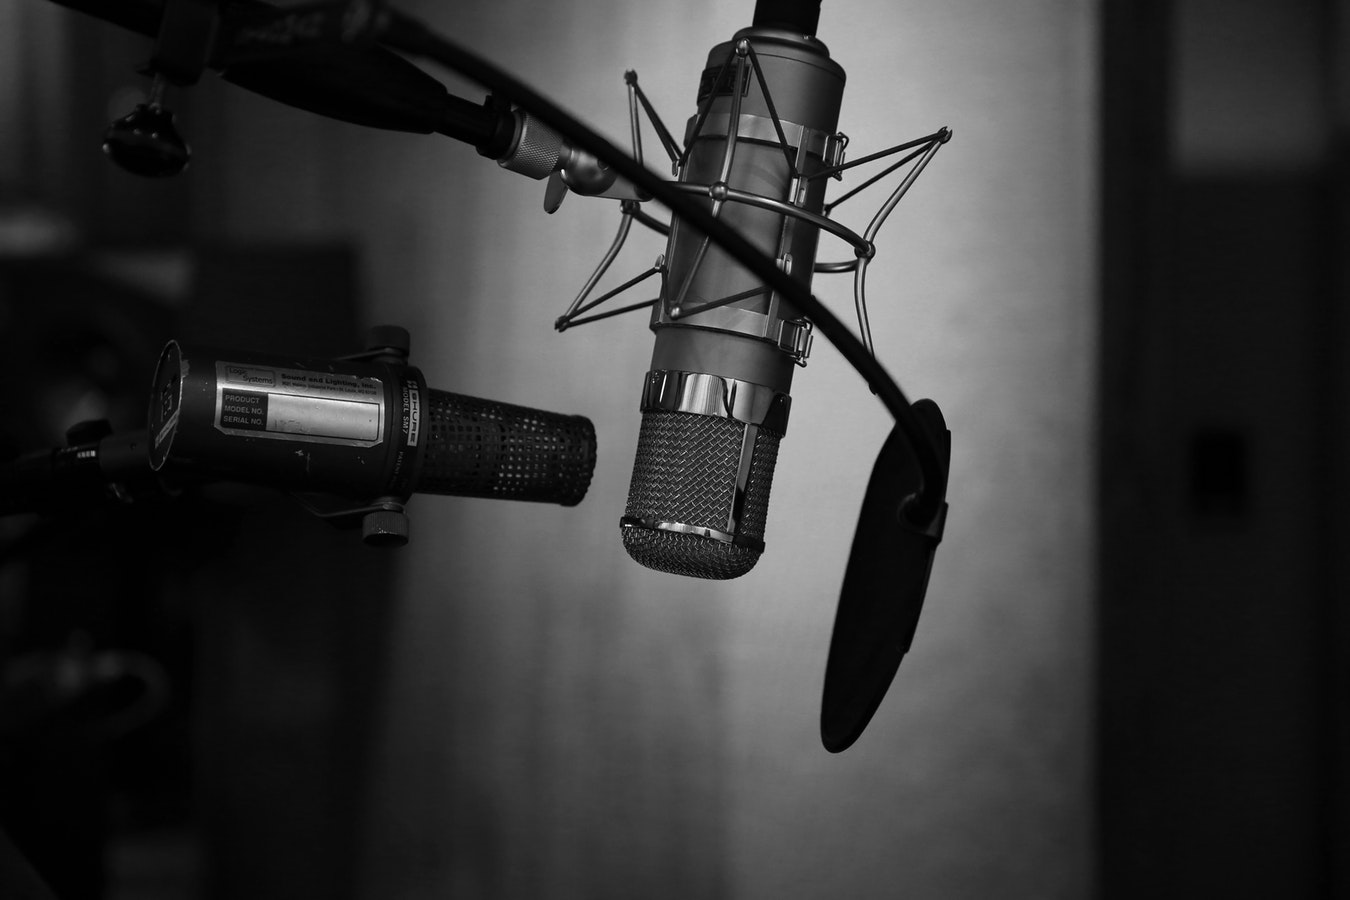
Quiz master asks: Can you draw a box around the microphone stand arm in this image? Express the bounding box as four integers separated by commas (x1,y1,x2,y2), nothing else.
47,0,518,155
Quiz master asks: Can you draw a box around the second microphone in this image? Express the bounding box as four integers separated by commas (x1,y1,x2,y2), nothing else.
149,340,596,509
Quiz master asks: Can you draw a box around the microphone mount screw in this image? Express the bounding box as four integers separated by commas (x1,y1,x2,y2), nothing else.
361,499,410,547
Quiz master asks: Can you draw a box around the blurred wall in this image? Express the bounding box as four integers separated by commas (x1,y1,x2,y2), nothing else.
1098,0,1349,894
189,0,1099,897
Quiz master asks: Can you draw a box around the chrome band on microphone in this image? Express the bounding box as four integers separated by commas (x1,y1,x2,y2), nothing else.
639,369,790,434
619,516,766,552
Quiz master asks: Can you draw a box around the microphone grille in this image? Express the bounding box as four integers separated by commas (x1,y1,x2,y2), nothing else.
420,389,596,505
622,410,781,579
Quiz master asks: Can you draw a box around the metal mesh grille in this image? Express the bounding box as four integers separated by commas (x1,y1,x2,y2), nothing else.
626,411,740,528
419,389,595,506
622,410,781,579
740,424,780,537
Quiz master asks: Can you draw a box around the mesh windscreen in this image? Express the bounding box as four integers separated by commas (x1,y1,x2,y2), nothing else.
622,410,781,579
418,389,595,506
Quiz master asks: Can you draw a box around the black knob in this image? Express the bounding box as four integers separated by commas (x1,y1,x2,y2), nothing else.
365,325,412,360
362,508,410,547
102,103,190,177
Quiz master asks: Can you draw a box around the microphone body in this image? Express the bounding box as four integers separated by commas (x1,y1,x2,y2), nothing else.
148,342,595,506
621,26,845,578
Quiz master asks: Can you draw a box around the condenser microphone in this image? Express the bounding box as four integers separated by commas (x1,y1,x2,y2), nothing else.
619,1,844,579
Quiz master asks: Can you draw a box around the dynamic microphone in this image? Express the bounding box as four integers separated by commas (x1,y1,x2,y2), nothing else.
146,340,596,514
619,1,843,579
1,336,596,531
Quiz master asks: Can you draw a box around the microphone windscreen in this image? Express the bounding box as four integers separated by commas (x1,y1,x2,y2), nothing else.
420,389,596,505
622,410,780,579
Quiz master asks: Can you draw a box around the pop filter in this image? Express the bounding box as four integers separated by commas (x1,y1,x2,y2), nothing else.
821,399,950,752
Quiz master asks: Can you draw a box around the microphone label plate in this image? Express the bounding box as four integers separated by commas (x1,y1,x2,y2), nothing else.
213,361,385,447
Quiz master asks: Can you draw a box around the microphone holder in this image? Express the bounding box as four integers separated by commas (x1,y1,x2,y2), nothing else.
287,325,417,546
548,42,951,374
